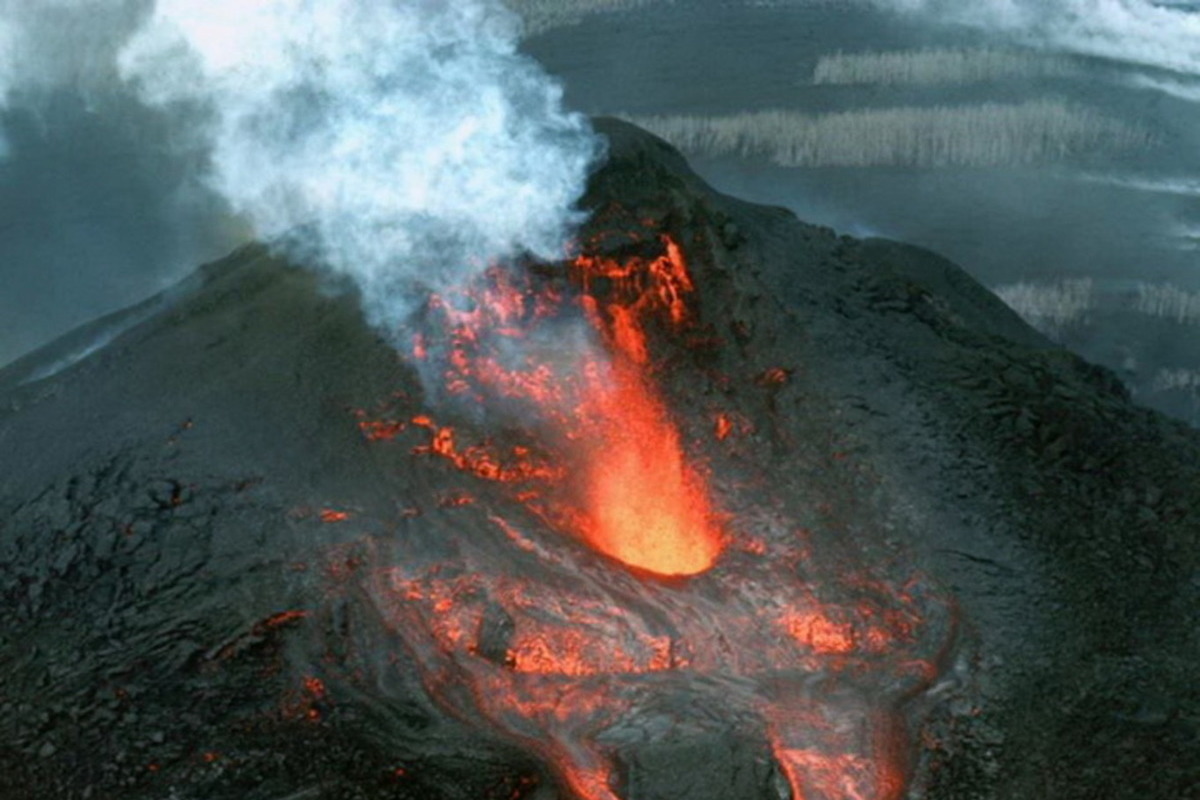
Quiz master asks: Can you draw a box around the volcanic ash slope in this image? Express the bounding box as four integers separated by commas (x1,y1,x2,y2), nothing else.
0,118,1196,800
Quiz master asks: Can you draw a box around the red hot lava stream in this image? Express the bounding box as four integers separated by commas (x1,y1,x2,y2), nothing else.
356,230,955,800
419,234,723,578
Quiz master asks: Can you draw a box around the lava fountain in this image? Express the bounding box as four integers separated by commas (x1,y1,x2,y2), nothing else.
357,217,957,799
412,232,723,578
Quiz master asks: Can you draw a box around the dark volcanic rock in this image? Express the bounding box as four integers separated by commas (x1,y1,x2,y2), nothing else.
1,118,1197,800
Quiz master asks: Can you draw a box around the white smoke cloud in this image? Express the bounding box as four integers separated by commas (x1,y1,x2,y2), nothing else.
873,0,1200,77
0,0,597,330
116,0,599,329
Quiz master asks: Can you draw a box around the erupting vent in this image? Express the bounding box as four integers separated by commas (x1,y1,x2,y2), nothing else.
350,225,955,800
414,232,723,577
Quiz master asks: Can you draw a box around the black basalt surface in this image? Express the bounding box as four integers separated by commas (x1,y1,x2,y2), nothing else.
0,118,1197,799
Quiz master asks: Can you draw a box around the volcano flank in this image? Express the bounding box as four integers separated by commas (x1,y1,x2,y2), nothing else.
1,119,1197,800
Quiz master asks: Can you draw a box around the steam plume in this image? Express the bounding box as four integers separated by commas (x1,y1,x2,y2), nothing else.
117,0,599,330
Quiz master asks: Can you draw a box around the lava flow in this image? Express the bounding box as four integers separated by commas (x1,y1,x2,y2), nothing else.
356,227,956,800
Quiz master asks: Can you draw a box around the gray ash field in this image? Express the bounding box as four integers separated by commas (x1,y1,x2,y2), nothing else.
1,120,1196,800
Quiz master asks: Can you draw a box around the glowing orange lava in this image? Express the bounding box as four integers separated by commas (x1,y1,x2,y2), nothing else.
773,747,904,800
576,361,719,575
349,230,955,800
412,234,724,577
780,609,857,655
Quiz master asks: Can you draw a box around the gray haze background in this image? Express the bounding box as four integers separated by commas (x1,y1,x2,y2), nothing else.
517,0,1200,424
3,0,1200,422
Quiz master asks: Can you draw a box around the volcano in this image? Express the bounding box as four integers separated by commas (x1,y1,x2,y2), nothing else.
1,119,1197,800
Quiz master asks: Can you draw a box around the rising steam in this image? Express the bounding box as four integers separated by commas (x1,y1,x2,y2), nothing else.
116,0,599,329
0,0,599,328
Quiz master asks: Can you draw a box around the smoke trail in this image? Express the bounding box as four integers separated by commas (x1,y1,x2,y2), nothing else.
811,47,1078,86
1076,172,1200,197
116,0,599,331
993,278,1096,336
872,0,1200,77
623,101,1152,168
1124,72,1200,103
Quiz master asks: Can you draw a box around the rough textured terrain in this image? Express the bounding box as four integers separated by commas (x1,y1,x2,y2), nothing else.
0,119,1196,799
